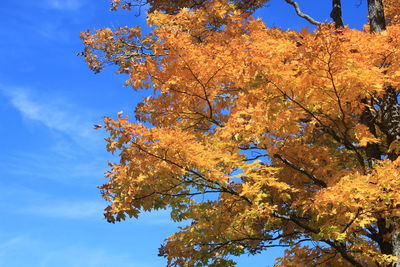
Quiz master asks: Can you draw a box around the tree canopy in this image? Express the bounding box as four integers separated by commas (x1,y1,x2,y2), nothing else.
81,0,400,266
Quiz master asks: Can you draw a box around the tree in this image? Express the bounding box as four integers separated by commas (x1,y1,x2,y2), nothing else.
81,0,400,265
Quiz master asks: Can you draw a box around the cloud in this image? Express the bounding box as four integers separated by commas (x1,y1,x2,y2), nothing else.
38,245,157,267
0,184,47,209
0,235,158,267
0,235,33,266
0,184,102,219
0,236,26,251
18,198,173,224
1,151,107,185
19,200,105,220
4,87,91,138
46,0,85,10
3,184,173,225
139,209,174,225
1,86,105,153
0,86,108,183
32,21,71,42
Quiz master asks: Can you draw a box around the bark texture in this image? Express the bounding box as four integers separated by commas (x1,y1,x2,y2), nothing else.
368,0,386,33
367,1,400,266
393,230,400,267
330,0,344,28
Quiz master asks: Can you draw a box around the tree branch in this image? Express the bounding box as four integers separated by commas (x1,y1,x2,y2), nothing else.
274,154,328,188
270,81,366,170
284,0,321,26
322,240,364,267
272,211,363,267
272,211,320,234
132,142,253,205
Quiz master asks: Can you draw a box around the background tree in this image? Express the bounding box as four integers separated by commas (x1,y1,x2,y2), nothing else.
81,0,400,265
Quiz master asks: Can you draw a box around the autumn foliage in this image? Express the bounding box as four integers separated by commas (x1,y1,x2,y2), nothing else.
81,0,400,266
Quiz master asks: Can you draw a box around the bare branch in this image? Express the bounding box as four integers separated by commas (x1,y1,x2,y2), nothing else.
284,0,321,26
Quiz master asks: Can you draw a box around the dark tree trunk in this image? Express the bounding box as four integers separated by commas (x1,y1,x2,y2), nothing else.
367,0,386,33
377,218,394,255
366,1,400,266
360,99,381,162
378,88,400,148
330,0,344,28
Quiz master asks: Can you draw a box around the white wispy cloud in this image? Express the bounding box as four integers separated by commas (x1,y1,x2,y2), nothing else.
38,245,157,267
0,236,26,251
19,200,105,219
1,151,106,184
1,86,106,152
4,87,91,138
46,0,86,11
0,86,108,182
1,184,171,223
0,184,103,220
0,235,158,267
32,21,71,42
0,184,101,219
0,235,33,266
18,198,173,224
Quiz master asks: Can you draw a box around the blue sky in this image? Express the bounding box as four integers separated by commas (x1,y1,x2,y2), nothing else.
0,0,368,266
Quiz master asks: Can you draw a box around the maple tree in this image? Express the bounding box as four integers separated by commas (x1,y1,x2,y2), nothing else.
81,0,400,266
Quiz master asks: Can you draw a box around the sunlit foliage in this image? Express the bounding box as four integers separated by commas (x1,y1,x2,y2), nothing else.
81,0,400,265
